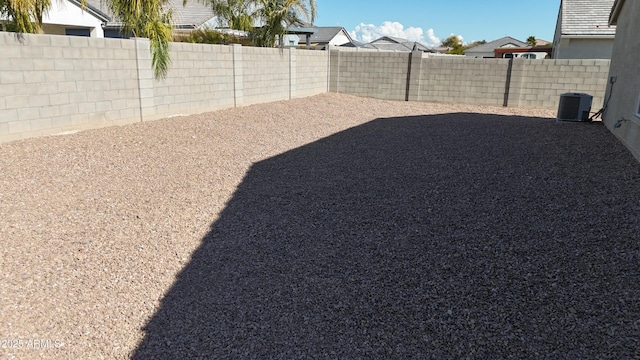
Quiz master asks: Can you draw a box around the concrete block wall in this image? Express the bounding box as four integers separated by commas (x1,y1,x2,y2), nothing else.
329,50,410,101
509,59,610,109
0,33,330,143
241,47,290,105
329,49,611,111
148,42,235,120
417,57,510,106
294,49,329,98
0,32,141,143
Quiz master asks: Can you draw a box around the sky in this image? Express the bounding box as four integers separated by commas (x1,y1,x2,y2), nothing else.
315,0,561,46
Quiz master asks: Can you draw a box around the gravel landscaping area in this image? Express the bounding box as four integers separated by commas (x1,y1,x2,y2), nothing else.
1,93,639,359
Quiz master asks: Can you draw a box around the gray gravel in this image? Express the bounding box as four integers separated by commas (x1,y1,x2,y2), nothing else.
1,93,639,359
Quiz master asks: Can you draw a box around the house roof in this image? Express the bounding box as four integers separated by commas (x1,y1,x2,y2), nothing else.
609,0,625,25
304,26,352,44
84,0,216,28
559,0,616,36
463,36,528,54
368,36,433,52
68,0,111,22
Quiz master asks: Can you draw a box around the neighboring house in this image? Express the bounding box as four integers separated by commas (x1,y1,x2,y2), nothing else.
366,36,434,52
0,0,109,37
84,0,218,38
551,0,616,59
289,26,353,48
494,46,552,59
463,36,528,58
602,0,640,162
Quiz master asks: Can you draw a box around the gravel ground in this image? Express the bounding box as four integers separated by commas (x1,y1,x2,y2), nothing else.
1,93,639,359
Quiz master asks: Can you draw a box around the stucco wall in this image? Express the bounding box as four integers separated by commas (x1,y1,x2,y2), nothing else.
603,0,640,161
553,38,614,59
44,0,105,37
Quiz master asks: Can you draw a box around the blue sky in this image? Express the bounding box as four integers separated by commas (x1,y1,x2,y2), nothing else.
315,0,561,46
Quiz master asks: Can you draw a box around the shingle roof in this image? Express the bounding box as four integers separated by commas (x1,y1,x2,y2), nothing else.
68,0,111,22
85,0,216,28
305,26,350,44
463,36,528,54
369,36,433,52
560,0,616,36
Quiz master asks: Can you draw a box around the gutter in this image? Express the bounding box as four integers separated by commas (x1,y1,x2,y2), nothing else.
609,0,625,25
561,34,615,39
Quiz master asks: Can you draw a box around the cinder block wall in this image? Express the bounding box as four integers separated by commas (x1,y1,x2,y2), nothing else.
148,42,235,120
330,49,610,111
0,33,329,143
509,59,610,109
329,50,410,101
295,49,329,98
417,57,510,106
0,32,141,143
242,47,290,105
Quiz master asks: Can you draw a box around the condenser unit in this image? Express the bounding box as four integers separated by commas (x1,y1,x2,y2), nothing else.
557,93,593,122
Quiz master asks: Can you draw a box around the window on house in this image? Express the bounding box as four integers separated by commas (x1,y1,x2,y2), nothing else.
65,28,91,37
289,40,295,46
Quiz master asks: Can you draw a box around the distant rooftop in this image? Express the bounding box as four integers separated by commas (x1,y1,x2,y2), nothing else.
464,36,529,55
84,0,217,28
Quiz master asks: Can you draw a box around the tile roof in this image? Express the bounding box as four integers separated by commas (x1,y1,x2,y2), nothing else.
560,0,616,36
84,0,216,28
463,36,528,54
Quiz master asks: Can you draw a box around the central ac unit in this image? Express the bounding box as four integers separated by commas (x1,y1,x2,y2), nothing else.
557,93,593,122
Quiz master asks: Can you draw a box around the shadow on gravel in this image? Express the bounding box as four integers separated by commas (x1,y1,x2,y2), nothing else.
133,113,640,359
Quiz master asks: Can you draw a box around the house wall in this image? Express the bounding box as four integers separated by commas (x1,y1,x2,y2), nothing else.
553,38,614,59
329,31,351,46
43,0,105,37
0,33,329,143
602,0,640,161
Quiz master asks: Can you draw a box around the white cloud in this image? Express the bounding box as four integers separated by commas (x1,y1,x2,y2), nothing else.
349,21,442,47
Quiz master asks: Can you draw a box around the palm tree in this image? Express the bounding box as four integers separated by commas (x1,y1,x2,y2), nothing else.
1,0,173,79
0,0,51,33
252,0,316,47
106,0,174,79
202,0,316,47
526,35,537,47
208,0,254,31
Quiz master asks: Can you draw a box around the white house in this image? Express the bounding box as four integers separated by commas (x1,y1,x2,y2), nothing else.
0,0,109,37
552,0,616,59
463,36,528,58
